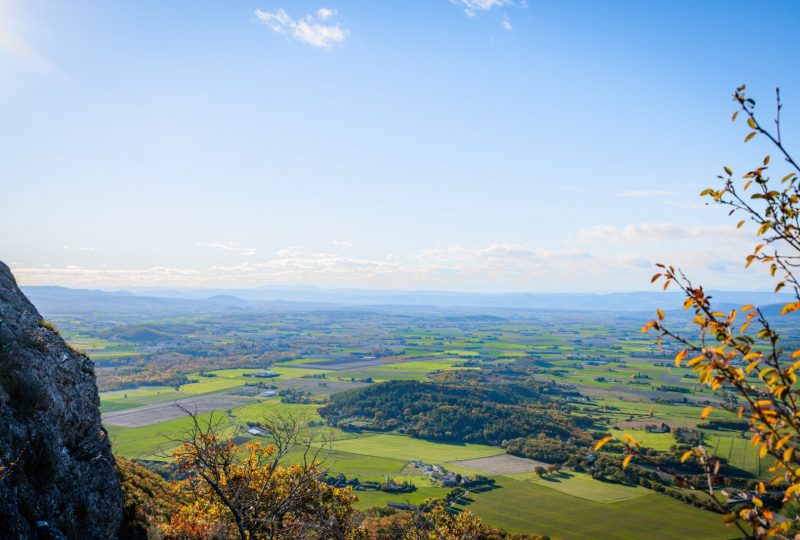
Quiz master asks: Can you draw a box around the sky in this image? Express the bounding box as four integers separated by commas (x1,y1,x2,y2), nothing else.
1,0,799,292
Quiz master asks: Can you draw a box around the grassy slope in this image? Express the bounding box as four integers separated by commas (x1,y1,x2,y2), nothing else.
329,434,503,462
524,471,649,503
455,477,736,540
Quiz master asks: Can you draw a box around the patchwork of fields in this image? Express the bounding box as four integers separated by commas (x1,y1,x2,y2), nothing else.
102,394,254,427
99,358,743,539
453,477,736,539
74,308,794,539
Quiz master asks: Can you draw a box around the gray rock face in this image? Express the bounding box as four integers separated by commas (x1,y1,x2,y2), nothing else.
0,261,123,539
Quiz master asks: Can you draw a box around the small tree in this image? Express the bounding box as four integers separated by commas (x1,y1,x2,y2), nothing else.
164,408,360,540
598,85,800,539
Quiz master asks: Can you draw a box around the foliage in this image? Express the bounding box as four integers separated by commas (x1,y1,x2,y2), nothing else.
160,408,547,540
162,411,361,540
505,433,582,464
320,379,580,445
359,503,545,540
116,457,188,540
627,85,800,539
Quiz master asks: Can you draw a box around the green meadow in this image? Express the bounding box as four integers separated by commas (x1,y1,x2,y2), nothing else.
326,433,503,463
453,476,736,540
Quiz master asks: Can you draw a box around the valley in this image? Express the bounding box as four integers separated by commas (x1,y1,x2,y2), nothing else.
36,291,786,539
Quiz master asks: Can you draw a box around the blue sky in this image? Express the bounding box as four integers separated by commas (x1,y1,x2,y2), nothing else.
1,0,799,291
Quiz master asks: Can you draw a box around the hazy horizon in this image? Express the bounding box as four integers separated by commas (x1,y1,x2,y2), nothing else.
19,282,791,295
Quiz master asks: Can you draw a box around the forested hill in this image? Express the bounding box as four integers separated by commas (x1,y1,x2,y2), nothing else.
319,378,588,445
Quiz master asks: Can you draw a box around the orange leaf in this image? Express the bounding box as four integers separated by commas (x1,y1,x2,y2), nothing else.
675,350,688,367
701,406,713,420
594,436,613,451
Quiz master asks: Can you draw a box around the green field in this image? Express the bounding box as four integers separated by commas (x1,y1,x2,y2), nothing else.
327,434,503,463
709,434,767,478
107,411,227,459
527,471,649,503
353,486,451,510
617,430,676,451
455,477,736,540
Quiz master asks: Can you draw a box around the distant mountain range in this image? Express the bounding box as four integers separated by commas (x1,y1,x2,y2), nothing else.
21,285,794,315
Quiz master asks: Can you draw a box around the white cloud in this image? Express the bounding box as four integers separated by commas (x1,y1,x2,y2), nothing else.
577,223,746,244
332,240,352,247
12,236,775,291
62,245,97,252
502,14,513,30
255,7,347,49
615,254,652,268
11,244,590,288
616,190,680,198
13,264,204,287
316,7,336,21
452,0,512,16
197,241,257,256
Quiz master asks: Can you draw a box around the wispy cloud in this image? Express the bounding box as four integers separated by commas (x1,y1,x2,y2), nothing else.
316,7,336,21
197,241,257,256
12,243,585,288
13,265,204,287
616,190,680,198
452,0,512,17
62,245,96,252
255,7,348,49
502,14,513,31
332,240,352,247
577,223,745,244
12,238,772,291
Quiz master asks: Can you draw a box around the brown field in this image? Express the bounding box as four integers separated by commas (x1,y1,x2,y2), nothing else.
452,454,548,475
102,395,254,427
273,378,368,395
286,358,397,371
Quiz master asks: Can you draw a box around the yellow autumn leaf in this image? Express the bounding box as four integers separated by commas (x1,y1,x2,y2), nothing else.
622,455,632,469
675,350,687,367
594,436,612,451
686,355,705,368
782,302,800,316
700,406,713,420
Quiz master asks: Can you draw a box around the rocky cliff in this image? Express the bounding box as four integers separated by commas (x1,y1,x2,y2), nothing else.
0,261,123,539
